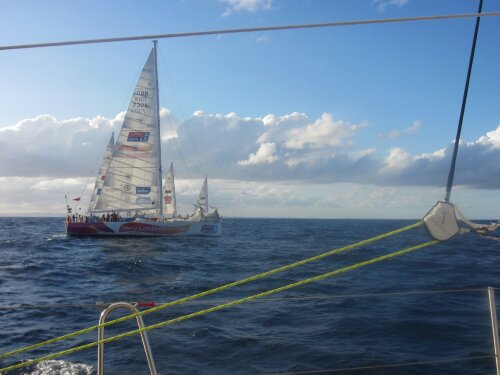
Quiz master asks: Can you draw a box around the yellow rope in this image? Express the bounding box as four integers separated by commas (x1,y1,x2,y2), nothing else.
0,221,423,361
0,238,438,374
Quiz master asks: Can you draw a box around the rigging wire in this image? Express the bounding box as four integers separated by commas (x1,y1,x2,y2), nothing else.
1,12,500,51
157,49,196,179
76,171,94,209
445,0,484,202
264,355,494,375
156,65,207,183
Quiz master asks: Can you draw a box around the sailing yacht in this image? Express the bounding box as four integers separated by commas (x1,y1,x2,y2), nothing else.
190,177,220,222
66,41,222,236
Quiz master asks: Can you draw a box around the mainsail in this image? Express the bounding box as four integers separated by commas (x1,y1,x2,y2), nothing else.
95,49,162,214
88,133,114,213
164,162,177,217
197,177,209,214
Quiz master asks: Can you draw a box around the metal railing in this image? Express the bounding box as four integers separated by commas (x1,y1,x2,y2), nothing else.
97,302,157,375
489,287,500,375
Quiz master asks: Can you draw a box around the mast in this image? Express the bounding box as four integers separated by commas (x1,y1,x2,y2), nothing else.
153,40,164,218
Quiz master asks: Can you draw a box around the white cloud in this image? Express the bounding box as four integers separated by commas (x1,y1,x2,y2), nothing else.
0,177,91,216
348,148,377,161
415,148,446,161
383,147,412,172
261,114,278,127
1,111,499,193
160,108,180,140
0,114,120,177
373,0,409,13
378,120,421,139
9,176,500,219
220,0,272,16
284,150,333,167
284,113,362,150
2,112,500,218
0,110,180,178
238,142,279,165
224,112,240,129
477,124,500,147
167,111,500,189
257,112,309,143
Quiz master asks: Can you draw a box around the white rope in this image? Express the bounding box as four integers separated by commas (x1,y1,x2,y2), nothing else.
1,12,500,51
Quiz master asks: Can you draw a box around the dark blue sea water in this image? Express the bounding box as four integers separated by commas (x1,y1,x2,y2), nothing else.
1,217,500,375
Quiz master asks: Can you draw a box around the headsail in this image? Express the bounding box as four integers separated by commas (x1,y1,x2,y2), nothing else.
95,49,161,214
164,162,177,217
88,133,114,213
197,177,209,215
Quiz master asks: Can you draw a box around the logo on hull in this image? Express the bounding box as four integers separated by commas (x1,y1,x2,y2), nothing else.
201,224,218,234
119,222,190,235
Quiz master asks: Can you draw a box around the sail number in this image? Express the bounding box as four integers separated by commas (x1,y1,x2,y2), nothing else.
132,91,150,113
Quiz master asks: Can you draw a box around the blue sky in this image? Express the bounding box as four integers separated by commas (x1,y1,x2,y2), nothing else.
0,0,499,218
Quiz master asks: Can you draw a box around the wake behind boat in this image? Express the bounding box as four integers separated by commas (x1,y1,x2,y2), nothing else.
66,41,221,237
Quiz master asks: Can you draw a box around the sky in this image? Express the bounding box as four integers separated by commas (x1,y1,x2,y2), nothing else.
0,0,499,219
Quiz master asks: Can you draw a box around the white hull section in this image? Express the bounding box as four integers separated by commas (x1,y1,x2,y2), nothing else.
67,219,222,237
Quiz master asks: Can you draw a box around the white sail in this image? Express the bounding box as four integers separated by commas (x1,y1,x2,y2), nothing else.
197,177,209,215
163,162,177,217
95,50,162,214
88,133,114,213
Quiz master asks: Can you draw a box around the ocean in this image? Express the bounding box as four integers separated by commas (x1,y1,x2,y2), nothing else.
1,217,499,374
